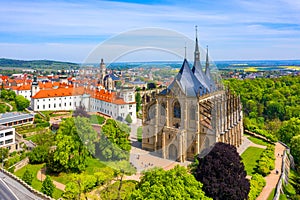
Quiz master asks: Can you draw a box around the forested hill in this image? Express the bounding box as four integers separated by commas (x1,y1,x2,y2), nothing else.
0,58,79,70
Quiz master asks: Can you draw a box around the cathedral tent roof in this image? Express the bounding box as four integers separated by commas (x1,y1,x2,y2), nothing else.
192,62,211,92
168,59,206,97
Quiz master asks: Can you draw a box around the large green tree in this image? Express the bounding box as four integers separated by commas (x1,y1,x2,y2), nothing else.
95,119,131,161
130,165,211,200
278,117,300,146
49,117,96,172
15,95,30,111
29,145,49,164
195,142,250,200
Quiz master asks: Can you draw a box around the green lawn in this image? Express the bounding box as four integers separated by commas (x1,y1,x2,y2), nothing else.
267,188,276,200
137,126,142,142
14,164,63,199
247,136,271,146
241,147,265,175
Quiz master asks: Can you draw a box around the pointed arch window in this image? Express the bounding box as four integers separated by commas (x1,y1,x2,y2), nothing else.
161,103,166,116
173,101,181,118
190,105,196,120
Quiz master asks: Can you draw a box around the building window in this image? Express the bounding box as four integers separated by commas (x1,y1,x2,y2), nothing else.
37,105,39,109
173,101,181,118
5,132,13,137
161,103,166,116
59,103,61,107
5,139,13,144
43,105,45,109
0,133,3,138
0,141,3,145
190,106,196,120
129,105,132,109
49,104,51,108
54,104,56,108
70,102,72,106
64,103,66,106
129,112,132,116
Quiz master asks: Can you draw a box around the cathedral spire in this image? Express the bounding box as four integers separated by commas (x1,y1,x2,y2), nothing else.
194,25,200,63
205,45,209,75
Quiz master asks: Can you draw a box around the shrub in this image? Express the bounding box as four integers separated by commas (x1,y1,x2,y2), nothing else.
255,145,275,176
22,168,33,185
248,173,266,200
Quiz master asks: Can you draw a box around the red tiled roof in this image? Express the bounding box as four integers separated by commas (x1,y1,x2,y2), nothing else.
32,86,129,105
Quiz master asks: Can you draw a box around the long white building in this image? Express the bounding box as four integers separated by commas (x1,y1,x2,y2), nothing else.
30,81,137,123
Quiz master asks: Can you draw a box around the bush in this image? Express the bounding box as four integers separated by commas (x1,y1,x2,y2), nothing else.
22,168,33,185
248,173,266,200
41,175,55,197
125,114,132,124
256,145,275,176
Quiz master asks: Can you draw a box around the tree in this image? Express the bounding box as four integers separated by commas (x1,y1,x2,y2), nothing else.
130,165,211,199
125,114,132,124
278,117,300,146
41,175,55,197
195,142,250,200
63,182,80,200
15,95,30,111
135,92,141,112
291,135,300,165
22,168,33,185
49,117,95,173
0,148,9,162
63,174,97,199
29,145,49,164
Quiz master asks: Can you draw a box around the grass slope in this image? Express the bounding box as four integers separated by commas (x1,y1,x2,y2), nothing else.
241,147,265,175
14,164,63,199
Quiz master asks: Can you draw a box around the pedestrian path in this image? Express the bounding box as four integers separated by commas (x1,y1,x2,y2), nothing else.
36,168,65,191
256,142,285,200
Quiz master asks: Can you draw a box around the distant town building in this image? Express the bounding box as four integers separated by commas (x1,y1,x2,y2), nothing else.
29,59,136,123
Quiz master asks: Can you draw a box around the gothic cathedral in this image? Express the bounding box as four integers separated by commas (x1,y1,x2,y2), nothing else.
142,33,243,162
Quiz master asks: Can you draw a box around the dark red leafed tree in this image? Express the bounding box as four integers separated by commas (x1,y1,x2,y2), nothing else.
195,142,250,200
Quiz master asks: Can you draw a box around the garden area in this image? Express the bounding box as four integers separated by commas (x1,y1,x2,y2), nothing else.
14,164,63,199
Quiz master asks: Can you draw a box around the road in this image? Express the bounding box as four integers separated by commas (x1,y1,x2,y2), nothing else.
0,178,18,200
0,171,43,200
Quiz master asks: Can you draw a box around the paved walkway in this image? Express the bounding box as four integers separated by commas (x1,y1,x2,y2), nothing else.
237,136,267,155
36,168,65,191
257,142,285,200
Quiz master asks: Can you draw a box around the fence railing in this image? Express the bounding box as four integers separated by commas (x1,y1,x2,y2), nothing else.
273,142,294,200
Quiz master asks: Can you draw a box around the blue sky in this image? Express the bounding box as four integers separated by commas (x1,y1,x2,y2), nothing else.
0,0,300,62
